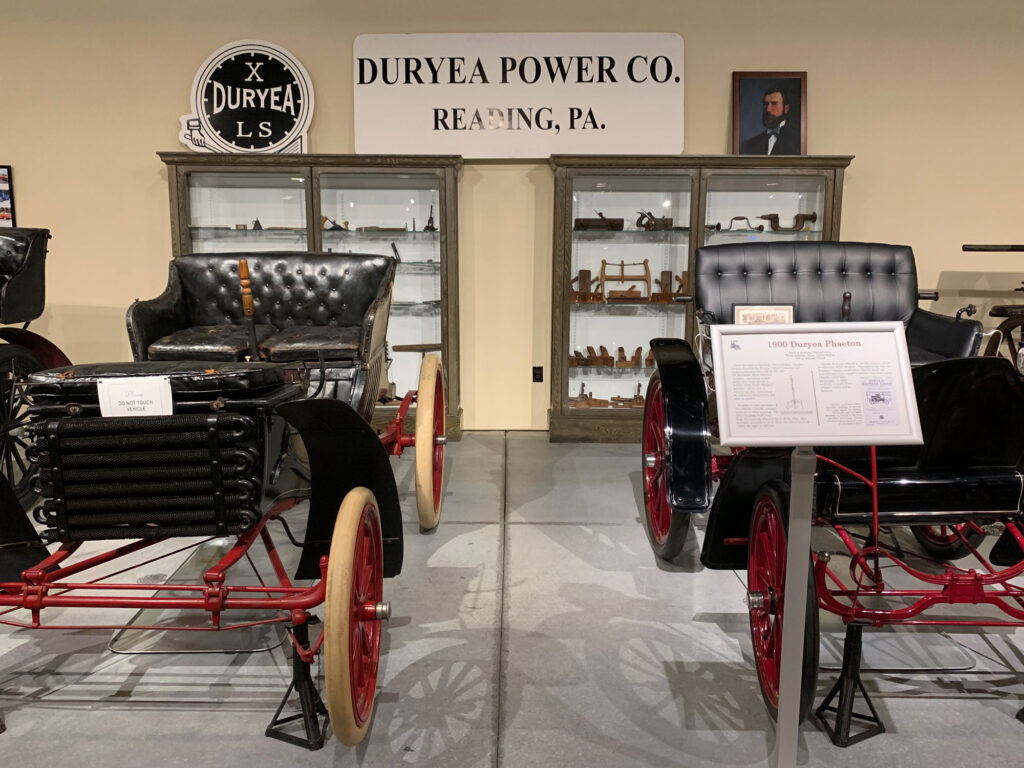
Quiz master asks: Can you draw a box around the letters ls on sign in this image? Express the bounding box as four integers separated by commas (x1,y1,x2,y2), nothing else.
354,33,684,158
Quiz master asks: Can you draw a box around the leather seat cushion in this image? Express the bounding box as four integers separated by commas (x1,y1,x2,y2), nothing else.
28,361,287,394
147,324,277,362
260,325,362,362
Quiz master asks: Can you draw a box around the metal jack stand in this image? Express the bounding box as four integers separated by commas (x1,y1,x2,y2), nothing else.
265,621,329,750
815,623,885,746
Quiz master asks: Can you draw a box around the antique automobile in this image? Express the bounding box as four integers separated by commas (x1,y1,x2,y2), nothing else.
640,241,1024,742
0,250,446,748
0,228,72,509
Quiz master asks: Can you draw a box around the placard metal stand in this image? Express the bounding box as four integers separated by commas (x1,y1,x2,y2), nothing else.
710,322,921,768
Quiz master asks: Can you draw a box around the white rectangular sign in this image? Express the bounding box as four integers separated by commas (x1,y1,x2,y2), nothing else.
710,322,922,447
97,376,173,417
354,33,684,158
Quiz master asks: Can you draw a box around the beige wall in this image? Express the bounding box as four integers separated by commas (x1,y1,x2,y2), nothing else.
5,0,1024,429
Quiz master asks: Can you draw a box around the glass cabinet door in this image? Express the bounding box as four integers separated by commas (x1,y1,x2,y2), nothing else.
186,171,309,252
703,172,828,246
319,173,442,399
567,173,692,410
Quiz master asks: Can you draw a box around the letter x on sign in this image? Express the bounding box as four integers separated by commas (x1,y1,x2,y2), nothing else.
245,61,264,82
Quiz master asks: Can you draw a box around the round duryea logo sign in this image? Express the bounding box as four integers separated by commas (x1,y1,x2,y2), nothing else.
179,40,314,153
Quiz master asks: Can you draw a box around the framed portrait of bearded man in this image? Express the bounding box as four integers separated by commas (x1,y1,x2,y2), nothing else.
732,72,807,156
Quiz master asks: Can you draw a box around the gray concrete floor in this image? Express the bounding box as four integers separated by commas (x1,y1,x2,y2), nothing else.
2,432,1024,766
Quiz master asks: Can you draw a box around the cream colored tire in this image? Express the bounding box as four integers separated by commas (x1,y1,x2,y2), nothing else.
324,487,383,745
414,354,445,530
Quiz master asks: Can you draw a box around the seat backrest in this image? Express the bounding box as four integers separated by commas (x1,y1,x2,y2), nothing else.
0,227,48,324
694,241,919,325
173,252,397,329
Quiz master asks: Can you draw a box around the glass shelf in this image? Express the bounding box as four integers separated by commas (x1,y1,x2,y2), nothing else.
569,302,688,316
572,229,690,244
392,300,441,316
704,229,822,244
190,227,308,239
396,260,442,276
569,365,655,377
322,230,441,242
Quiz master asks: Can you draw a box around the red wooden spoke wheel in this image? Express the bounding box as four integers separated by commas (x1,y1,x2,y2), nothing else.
641,373,689,559
325,487,386,745
415,354,445,530
911,523,985,560
747,483,818,722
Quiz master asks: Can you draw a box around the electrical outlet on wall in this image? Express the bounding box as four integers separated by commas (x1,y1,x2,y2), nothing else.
532,366,543,382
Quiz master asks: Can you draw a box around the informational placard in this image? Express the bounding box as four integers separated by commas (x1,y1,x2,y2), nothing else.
354,33,684,158
710,321,921,447
97,377,173,417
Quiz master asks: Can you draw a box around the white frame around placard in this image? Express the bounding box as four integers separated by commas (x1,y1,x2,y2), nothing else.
710,321,922,448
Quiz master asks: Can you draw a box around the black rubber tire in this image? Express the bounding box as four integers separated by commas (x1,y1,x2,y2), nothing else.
910,524,986,560
641,372,690,560
0,344,44,509
747,481,819,723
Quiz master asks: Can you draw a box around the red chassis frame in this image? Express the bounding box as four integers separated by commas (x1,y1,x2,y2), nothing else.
812,447,1024,629
0,498,334,661
0,386,432,651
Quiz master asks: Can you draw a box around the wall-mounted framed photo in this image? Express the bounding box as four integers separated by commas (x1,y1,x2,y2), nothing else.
732,72,807,156
0,166,15,228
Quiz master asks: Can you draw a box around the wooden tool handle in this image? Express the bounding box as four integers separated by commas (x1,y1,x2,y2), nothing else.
239,259,255,319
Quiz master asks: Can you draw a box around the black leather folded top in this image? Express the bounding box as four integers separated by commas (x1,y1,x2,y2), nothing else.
28,361,287,394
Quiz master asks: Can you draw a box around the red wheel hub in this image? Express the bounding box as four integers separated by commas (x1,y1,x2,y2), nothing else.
643,379,670,543
917,525,966,546
350,503,383,726
748,494,786,709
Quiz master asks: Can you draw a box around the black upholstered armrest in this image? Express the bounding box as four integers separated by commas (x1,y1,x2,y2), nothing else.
125,262,188,361
0,228,48,325
905,307,983,363
360,290,393,362
358,258,398,359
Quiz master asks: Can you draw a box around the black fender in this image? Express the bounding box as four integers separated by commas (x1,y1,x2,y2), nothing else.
0,475,49,582
0,328,71,369
650,338,712,512
276,398,403,580
700,449,790,570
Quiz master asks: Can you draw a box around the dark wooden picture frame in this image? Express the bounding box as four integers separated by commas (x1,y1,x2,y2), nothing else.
731,72,807,156
0,165,14,228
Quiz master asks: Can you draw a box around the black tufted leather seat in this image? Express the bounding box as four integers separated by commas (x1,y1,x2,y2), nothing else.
694,241,982,364
126,252,396,414
127,252,395,363
0,228,49,325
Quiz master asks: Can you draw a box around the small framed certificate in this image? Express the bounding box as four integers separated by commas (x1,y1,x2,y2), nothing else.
733,304,794,325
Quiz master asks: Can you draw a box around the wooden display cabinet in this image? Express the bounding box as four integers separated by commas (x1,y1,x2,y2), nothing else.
549,155,853,442
158,152,463,436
